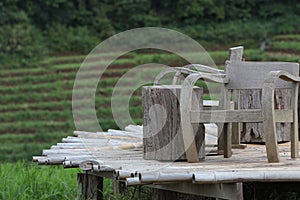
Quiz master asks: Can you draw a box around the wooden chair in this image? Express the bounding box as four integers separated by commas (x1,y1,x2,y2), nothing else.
154,47,245,154
180,60,300,163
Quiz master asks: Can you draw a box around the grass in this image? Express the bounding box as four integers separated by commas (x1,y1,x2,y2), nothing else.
0,132,69,143
0,161,153,200
272,34,300,41
0,120,74,134
0,161,80,200
270,41,300,53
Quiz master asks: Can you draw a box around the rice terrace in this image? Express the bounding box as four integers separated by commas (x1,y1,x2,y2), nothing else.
1,1,300,200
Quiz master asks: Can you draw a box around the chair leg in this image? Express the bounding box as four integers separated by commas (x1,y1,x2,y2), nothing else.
217,84,229,155
217,123,225,154
291,122,299,158
224,123,232,158
180,76,200,163
291,83,299,158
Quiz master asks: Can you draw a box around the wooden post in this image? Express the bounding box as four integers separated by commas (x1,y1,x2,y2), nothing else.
218,46,243,154
77,172,103,200
143,85,205,161
113,179,126,197
152,188,205,200
228,46,243,145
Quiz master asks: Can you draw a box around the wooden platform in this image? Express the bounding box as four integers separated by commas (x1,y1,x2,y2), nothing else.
33,124,300,199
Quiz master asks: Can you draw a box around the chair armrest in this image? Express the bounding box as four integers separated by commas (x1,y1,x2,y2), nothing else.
179,72,228,163
183,64,224,74
154,64,224,85
181,72,229,86
153,67,198,85
262,70,300,163
264,70,300,84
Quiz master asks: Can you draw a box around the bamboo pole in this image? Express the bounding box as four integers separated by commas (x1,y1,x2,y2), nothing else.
74,128,142,138
51,141,142,149
139,171,194,183
124,125,143,133
62,136,141,143
125,177,142,186
43,145,141,155
32,156,44,162
77,134,139,140
77,159,166,173
114,170,135,180
43,142,143,155
106,129,142,138
55,142,139,147
193,170,300,184
41,150,142,160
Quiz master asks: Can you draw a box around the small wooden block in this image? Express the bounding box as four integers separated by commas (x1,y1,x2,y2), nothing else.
143,85,205,161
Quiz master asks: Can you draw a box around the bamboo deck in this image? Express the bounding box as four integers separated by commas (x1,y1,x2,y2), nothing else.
33,124,300,187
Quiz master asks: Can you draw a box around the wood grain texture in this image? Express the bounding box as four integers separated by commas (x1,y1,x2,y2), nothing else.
143,85,204,161
77,173,103,200
262,82,280,162
224,46,244,149
229,61,297,143
191,110,294,124
226,61,299,90
291,83,299,158
228,46,244,61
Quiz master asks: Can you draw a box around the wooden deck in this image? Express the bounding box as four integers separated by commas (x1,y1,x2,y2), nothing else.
33,124,300,199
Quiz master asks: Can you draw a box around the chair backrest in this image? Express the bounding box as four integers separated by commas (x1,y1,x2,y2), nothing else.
226,61,299,90
227,46,244,61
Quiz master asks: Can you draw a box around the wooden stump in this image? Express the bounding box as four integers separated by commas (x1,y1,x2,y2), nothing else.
142,85,205,161
240,89,291,143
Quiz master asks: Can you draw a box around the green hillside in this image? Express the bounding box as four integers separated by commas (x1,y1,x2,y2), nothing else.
0,51,206,161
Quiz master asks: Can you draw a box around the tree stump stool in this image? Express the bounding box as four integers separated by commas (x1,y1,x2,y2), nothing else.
142,85,205,161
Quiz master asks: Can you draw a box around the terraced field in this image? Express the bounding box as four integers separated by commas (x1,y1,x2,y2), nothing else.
1,35,299,162
0,52,184,161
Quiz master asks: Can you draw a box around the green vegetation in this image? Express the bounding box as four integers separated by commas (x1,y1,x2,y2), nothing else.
1,1,300,66
0,161,153,200
271,41,300,52
0,161,79,200
272,34,300,41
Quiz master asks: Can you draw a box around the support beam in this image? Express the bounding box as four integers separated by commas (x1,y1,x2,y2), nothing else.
150,182,243,200
77,172,103,200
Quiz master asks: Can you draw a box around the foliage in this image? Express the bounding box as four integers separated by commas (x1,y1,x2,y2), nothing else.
0,0,299,65
45,24,100,54
270,41,300,52
0,11,46,66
